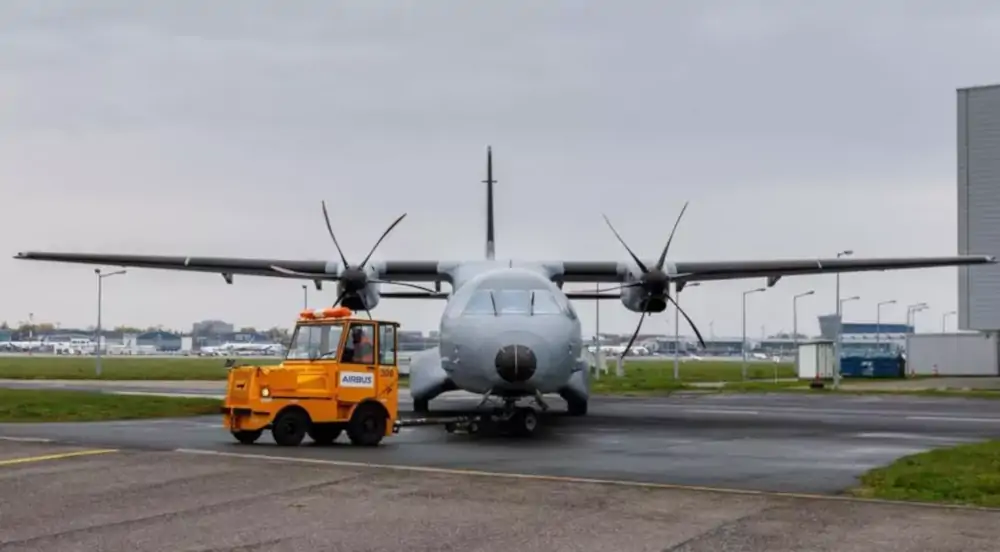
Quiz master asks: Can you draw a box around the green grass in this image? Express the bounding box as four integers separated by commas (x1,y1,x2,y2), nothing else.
591,360,795,394
0,388,223,423
850,440,1000,507
0,356,280,380
603,360,796,383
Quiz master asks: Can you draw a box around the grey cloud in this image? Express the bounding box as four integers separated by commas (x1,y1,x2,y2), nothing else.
2,0,997,335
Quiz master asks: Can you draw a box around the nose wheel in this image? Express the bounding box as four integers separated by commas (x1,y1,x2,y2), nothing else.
508,407,538,437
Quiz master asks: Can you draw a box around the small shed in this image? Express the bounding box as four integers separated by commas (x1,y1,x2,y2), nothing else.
797,339,836,380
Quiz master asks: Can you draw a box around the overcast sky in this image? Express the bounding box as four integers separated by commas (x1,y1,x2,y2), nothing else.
3,1,999,338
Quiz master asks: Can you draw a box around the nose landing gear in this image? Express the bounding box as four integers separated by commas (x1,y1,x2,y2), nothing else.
444,397,540,437
398,394,544,437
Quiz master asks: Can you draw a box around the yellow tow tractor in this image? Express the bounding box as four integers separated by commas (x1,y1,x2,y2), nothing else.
220,306,401,447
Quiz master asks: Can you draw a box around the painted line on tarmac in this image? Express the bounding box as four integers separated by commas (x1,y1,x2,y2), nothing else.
907,416,1000,424
641,403,1000,420
108,391,225,399
855,432,979,443
683,408,759,416
0,448,118,466
172,448,1000,512
0,436,53,443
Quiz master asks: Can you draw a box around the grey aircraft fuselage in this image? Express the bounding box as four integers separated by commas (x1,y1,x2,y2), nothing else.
411,262,587,410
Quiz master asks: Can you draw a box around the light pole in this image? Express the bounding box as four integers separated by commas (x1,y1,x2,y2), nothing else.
742,287,766,380
674,282,700,380
876,300,896,353
792,290,814,374
833,250,853,386
302,284,308,309
95,268,127,377
906,302,928,332
942,310,957,332
835,295,859,388
27,312,34,356
909,304,928,332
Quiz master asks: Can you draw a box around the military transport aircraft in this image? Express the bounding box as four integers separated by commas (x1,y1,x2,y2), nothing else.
13,146,996,436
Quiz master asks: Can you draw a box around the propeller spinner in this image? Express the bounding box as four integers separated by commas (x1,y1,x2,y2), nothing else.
601,201,706,359
271,200,437,318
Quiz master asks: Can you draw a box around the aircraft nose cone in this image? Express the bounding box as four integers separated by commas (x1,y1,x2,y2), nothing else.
495,344,537,383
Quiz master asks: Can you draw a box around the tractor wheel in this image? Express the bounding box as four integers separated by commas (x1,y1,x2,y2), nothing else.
347,403,388,447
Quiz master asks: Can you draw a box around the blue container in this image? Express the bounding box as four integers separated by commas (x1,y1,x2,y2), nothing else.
840,356,904,378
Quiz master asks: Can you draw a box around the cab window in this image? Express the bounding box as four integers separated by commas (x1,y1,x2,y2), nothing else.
379,324,397,365
286,323,344,360
341,323,376,364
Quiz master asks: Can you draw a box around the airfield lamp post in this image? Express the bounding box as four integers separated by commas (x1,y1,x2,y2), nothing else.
942,310,957,333
905,302,928,333
876,300,897,353
909,304,928,333
302,284,308,309
27,312,34,356
673,282,700,381
741,287,766,381
834,295,859,389
792,290,815,376
94,268,127,377
833,250,854,389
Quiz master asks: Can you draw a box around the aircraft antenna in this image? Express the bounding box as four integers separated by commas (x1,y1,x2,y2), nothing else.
482,145,496,260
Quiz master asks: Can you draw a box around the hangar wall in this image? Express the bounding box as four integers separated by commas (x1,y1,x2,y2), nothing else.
957,84,1000,331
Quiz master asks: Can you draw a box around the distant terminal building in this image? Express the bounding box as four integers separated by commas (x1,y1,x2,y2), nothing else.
818,315,911,356
135,331,183,352
192,320,234,335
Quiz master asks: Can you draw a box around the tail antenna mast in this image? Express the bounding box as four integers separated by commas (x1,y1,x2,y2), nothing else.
482,145,497,260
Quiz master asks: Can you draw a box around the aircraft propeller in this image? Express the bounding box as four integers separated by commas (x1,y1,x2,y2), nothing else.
600,201,707,359
270,200,438,318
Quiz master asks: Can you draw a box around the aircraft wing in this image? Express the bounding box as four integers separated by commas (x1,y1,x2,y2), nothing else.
12,252,444,284
558,255,996,284
671,255,997,283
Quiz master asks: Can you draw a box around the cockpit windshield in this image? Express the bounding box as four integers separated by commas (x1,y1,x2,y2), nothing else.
285,322,345,360
462,289,565,316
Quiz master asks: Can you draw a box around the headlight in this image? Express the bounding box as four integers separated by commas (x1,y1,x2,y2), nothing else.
260,387,271,398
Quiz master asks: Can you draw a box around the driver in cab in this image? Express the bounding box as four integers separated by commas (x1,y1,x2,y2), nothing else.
341,326,374,364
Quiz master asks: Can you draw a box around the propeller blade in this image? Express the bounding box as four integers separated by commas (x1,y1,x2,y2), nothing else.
620,308,647,360
656,201,689,270
271,265,323,278
370,278,438,293
667,294,706,349
321,200,350,267
601,214,648,273
595,282,643,293
360,294,373,320
332,289,348,308
359,213,407,268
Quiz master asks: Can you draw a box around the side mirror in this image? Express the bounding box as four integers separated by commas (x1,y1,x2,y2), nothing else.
224,358,235,368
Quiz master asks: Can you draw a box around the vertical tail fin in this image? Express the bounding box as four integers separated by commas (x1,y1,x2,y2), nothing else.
483,145,496,259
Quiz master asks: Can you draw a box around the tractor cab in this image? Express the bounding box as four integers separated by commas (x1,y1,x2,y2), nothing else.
221,306,401,447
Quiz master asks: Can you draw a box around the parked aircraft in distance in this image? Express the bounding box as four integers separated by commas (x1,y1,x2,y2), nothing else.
14,146,996,435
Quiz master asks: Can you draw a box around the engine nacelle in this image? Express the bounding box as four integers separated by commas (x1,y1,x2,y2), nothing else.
337,280,381,311
620,284,668,314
